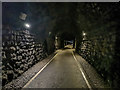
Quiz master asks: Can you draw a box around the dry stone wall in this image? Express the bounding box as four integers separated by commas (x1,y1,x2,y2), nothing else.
79,31,117,87
2,29,47,86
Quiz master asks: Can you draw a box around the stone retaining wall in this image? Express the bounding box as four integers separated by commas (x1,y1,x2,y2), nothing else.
2,29,47,86
79,31,117,87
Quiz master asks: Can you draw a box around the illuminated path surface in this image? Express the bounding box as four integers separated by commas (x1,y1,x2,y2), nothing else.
23,48,92,88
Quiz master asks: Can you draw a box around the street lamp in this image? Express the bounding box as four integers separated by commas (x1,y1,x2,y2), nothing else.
83,32,86,36
25,23,31,29
82,31,87,40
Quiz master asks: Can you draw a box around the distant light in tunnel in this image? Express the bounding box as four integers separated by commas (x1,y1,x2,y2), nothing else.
49,32,51,35
82,31,87,40
25,23,31,28
55,36,58,40
83,32,86,36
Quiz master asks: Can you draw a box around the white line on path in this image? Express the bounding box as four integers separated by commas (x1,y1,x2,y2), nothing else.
72,52,92,90
23,53,58,88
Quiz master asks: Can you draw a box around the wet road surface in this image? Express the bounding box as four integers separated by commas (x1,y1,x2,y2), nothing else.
24,49,89,88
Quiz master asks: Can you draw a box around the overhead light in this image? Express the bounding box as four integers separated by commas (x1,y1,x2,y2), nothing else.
25,23,30,28
83,32,86,36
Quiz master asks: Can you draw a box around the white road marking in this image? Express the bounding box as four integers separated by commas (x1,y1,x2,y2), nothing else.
23,53,58,88
72,52,92,90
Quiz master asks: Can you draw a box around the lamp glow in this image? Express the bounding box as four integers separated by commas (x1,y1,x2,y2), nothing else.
83,32,86,36
25,23,30,28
